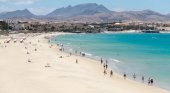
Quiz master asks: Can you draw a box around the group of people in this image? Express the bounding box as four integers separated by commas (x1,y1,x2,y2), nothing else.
100,58,154,86
101,58,113,77
148,78,154,86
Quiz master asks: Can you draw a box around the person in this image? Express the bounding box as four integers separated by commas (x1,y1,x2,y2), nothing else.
35,48,37,51
150,79,154,86
123,73,126,79
103,63,106,69
76,59,78,64
27,51,30,54
133,73,136,80
106,64,108,70
101,58,103,64
59,48,62,51
106,60,108,64
70,52,72,56
110,70,113,77
104,70,107,75
142,76,145,83
75,50,77,54
148,77,151,85
28,59,31,62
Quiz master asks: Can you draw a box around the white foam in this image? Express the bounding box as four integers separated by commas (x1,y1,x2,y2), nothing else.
110,59,121,63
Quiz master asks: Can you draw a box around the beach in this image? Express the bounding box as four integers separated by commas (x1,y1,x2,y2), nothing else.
0,32,169,93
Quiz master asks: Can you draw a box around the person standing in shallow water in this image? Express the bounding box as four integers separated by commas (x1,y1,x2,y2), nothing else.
133,73,136,80
105,64,108,70
123,73,126,79
106,60,108,64
150,79,154,86
142,76,144,83
148,77,151,85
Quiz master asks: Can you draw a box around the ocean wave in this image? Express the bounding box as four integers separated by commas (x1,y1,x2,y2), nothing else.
152,37,158,39
110,58,121,63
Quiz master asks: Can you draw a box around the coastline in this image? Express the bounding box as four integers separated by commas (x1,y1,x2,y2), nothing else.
0,32,169,93
50,32,170,91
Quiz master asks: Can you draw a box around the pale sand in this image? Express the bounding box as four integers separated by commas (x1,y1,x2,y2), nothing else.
0,32,169,93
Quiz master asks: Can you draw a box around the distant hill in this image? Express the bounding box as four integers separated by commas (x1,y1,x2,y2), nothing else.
0,9,36,19
47,3,111,17
0,3,170,22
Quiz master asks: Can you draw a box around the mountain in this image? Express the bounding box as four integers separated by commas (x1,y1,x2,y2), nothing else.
46,4,170,22
92,10,168,22
0,9,36,19
47,3,111,17
0,3,170,22
0,12,7,17
53,9,169,23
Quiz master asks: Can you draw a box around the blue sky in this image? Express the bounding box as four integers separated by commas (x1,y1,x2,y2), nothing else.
0,0,170,15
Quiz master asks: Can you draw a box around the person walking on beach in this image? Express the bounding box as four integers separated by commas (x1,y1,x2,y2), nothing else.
104,70,107,75
133,73,136,80
123,73,127,79
103,63,106,70
76,59,78,64
34,48,37,51
110,70,113,77
28,59,31,62
101,58,103,64
142,76,145,83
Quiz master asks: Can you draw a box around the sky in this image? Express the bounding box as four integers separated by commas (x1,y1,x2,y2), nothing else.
0,0,170,15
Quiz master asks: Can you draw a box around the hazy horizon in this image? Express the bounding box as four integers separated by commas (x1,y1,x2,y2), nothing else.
0,0,170,15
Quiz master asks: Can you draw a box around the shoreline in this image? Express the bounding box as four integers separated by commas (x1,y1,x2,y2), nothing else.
49,32,170,91
50,34,169,91
0,32,169,93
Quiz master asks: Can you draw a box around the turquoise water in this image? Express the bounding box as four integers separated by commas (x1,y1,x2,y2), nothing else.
51,33,170,90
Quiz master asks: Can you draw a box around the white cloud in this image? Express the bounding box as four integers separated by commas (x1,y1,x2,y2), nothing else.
15,0,34,5
0,6,13,12
0,0,37,5
29,8,55,15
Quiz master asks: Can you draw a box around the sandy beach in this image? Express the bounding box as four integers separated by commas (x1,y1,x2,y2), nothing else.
0,32,169,93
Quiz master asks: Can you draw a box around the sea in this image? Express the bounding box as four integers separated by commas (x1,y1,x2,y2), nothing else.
50,33,170,90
